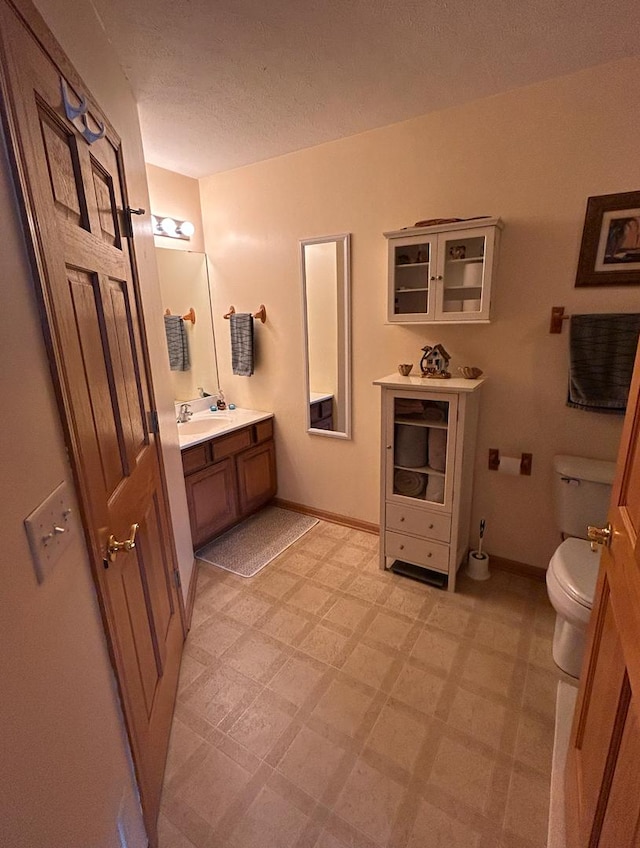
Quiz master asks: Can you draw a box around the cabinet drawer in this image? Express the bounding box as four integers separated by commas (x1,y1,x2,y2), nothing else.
386,503,450,543
182,443,210,475
212,427,252,461
254,418,273,443
385,531,449,573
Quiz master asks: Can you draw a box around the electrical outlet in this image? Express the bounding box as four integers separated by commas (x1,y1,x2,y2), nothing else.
24,480,75,583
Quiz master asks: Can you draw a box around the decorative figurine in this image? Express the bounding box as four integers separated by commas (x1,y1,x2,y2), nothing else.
448,245,466,260
420,344,452,378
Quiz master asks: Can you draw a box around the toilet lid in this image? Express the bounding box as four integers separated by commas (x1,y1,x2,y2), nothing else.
550,538,600,608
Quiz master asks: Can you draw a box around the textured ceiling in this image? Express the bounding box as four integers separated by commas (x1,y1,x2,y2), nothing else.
90,0,640,178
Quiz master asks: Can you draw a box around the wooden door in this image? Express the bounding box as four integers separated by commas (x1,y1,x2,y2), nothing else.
565,339,640,846
0,3,185,842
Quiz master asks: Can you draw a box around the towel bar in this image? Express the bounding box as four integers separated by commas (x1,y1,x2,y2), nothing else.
224,304,267,323
165,307,196,324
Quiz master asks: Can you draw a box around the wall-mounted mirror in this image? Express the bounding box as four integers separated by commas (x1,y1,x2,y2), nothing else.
156,248,219,401
300,233,351,439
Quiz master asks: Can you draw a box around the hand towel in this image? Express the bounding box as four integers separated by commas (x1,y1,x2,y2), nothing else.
164,314,190,371
568,313,640,414
231,312,254,376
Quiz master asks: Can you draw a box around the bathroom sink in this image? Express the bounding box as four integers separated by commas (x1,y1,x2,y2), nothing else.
177,419,221,436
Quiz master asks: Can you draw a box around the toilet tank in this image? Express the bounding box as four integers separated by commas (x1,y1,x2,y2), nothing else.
552,455,616,539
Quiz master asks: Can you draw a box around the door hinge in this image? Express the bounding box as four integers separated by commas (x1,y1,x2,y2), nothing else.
173,569,182,589
148,409,159,434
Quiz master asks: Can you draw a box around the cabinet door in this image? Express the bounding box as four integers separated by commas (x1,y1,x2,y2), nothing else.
385,391,457,511
237,440,277,515
434,226,495,322
388,234,438,323
185,458,239,548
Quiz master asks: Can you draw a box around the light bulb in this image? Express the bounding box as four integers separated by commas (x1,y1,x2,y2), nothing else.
179,220,195,238
160,217,177,236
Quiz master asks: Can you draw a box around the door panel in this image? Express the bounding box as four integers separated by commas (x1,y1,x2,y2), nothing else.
566,337,640,847
0,4,185,843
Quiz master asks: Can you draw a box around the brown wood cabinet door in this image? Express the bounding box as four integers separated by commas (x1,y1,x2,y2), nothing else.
186,458,239,547
565,340,640,847
0,3,184,841
237,440,277,515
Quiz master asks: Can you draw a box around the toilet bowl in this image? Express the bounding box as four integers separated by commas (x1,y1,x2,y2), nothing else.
546,538,600,678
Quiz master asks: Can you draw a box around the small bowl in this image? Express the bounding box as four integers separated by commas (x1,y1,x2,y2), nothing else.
458,366,483,380
398,364,413,376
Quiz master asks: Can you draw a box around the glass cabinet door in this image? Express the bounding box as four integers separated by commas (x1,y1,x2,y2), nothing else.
390,235,437,319
437,228,492,321
386,393,457,509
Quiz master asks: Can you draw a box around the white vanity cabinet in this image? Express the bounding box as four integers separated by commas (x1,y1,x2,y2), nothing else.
384,218,503,324
374,374,484,592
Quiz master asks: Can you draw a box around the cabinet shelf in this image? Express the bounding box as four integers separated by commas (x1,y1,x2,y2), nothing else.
394,417,448,429
394,463,445,477
446,257,484,264
443,285,482,293
396,261,429,268
396,287,430,293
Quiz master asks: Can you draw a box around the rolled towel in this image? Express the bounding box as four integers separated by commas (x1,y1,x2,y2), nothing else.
395,424,427,468
428,428,447,472
394,470,426,498
426,475,445,504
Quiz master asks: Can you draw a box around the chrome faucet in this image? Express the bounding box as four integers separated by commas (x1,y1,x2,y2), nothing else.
177,403,192,423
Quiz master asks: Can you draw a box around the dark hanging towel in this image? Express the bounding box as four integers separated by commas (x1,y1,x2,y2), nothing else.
164,314,190,371
230,312,254,376
567,313,640,413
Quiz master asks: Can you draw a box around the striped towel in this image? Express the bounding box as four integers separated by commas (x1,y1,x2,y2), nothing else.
164,314,190,371
567,313,640,414
231,312,254,376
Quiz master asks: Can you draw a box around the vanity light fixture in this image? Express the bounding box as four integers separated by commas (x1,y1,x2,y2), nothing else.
152,213,195,241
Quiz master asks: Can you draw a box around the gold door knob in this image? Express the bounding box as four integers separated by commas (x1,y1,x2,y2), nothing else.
107,523,139,563
587,523,612,552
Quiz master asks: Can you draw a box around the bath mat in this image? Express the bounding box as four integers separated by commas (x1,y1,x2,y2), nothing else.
196,506,318,578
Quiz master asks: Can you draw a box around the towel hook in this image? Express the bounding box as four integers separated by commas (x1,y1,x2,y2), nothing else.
550,306,570,334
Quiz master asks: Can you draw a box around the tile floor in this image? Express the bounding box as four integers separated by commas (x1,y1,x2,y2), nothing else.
159,520,561,848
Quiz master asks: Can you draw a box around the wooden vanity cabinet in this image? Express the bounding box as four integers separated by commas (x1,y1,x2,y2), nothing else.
182,417,277,549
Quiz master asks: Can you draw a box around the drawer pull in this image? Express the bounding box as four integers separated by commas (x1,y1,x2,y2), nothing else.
428,523,433,529
399,544,404,550
400,516,405,522
427,552,432,558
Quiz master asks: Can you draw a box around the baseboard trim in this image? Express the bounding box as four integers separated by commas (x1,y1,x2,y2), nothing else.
185,558,198,630
273,498,379,536
490,554,546,582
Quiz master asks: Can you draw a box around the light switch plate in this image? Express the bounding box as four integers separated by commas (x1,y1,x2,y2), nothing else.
24,480,76,583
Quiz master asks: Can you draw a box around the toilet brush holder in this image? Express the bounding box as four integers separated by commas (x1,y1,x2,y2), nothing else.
467,550,490,581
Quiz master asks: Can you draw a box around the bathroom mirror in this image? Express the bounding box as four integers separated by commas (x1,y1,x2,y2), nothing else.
156,248,219,401
300,233,351,439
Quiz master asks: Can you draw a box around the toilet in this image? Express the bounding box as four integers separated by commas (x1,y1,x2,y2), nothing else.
546,455,616,678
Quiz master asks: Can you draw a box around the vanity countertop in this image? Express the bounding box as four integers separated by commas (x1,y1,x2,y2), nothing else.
177,407,274,450
310,392,334,403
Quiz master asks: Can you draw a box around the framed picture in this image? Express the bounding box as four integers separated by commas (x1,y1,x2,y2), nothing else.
575,191,640,287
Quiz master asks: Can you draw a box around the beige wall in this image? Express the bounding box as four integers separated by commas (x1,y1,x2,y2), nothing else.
200,57,640,569
146,162,205,253
0,125,145,847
